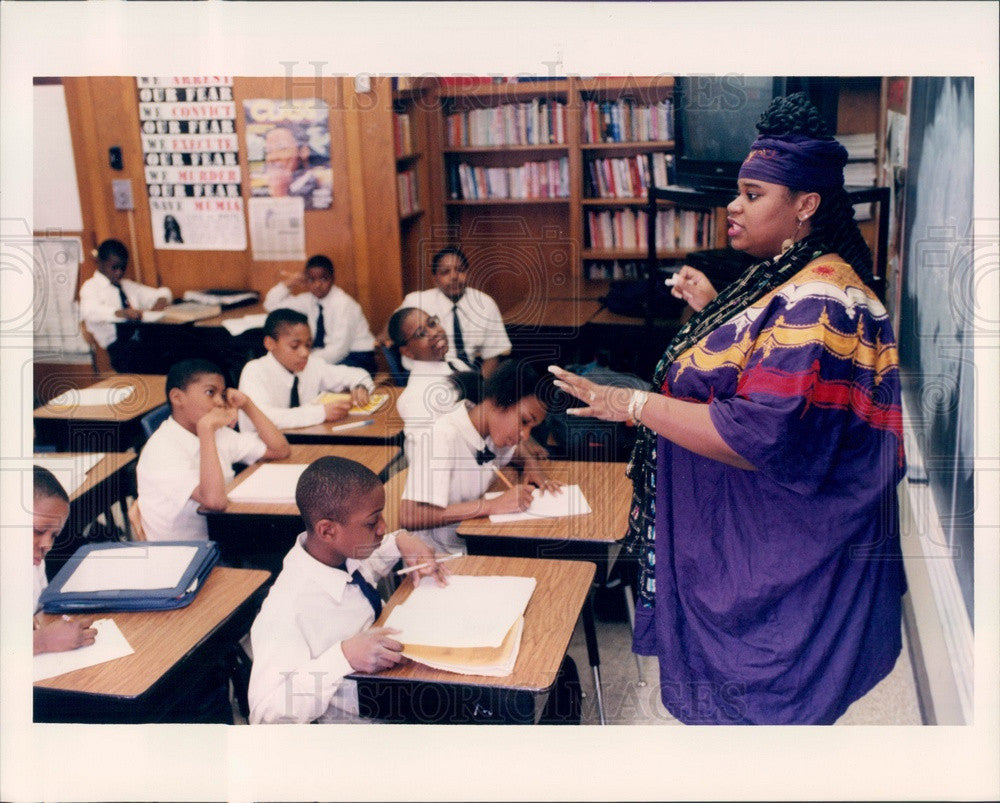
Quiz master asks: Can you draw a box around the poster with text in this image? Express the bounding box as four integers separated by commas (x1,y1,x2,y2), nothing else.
244,98,332,210
137,76,247,250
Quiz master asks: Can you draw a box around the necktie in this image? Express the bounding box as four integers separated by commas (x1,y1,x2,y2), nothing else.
475,446,496,465
117,285,130,309
338,563,383,617
289,375,300,408
314,302,326,349
451,302,470,366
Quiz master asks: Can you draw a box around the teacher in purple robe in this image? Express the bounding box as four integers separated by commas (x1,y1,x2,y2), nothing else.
550,93,906,724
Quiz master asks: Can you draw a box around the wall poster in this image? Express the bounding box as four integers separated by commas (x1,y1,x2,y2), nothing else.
137,76,247,250
244,98,332,210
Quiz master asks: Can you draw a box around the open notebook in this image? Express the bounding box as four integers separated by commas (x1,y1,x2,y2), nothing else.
312,392,389,415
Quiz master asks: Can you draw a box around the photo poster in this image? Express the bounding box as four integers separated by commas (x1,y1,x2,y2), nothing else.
137,76,247,250
243,98,332,210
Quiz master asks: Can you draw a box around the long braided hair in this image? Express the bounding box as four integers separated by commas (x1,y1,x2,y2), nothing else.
624,92,872,608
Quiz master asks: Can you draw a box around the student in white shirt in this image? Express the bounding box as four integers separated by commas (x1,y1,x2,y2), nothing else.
248,456,447,723
32,466,97,654
399,360,562,554
263,254,377,373
398,247,511,378
387,306,471,458
136,358,290,542
238,309,375,434
78,239,173,372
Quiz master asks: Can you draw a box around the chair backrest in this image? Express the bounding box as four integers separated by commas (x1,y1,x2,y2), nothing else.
79,321,113,375
141,403,171,440
379,344,409,386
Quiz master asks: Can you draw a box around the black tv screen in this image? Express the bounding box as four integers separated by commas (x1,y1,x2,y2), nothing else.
673,76,839,192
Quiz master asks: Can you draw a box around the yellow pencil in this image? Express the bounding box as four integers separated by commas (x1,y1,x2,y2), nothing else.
493,466,514,489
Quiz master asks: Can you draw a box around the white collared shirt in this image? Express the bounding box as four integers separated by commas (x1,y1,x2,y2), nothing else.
34,561,48,613
396,357,471,458
398,287,511,370
237,352,374,434
263,283,376,365
248,530,401,724
79,271,173,348
401,402,514,554
135,415,267,541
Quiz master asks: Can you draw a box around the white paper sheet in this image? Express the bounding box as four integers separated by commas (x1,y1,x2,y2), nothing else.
141,310,166,322
33,618,135,682
227,463,308,504
488,483,592,523
60,545,198,593
47,385,135,408
221,313,268,337
32,453,104,496
383,575,536,648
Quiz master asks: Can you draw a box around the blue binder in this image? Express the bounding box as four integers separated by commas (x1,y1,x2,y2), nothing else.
39,541,219,613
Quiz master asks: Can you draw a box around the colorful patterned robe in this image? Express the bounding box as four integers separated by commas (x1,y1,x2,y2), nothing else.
633,259,907,724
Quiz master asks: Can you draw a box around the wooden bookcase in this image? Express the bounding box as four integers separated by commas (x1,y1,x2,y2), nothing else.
393,76,884,315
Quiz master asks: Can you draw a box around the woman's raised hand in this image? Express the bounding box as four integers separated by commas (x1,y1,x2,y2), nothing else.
548,365,634,423
670,266,717,312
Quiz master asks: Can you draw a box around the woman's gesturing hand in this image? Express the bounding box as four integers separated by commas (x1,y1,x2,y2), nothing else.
670,266,717,312
548,365,635,422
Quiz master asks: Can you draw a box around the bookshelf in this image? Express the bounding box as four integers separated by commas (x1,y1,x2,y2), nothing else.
403,76,883,313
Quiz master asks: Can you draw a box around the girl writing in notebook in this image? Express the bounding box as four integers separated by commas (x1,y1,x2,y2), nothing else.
399,360,562,555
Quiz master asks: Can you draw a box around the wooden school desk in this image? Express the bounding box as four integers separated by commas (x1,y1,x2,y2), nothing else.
34,452,138,575
281,384,405,446
33,374,167,453
201,443,401,572
34,567,270,723
456,459,631,724
349,555,595,724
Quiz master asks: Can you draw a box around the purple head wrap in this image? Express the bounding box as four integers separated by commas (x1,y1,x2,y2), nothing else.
738,133,848,191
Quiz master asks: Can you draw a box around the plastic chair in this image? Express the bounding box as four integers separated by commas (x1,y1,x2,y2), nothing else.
140,403,171,440
379,344,409,386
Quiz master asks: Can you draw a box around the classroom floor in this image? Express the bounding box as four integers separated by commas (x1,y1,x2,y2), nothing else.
566,608,925,726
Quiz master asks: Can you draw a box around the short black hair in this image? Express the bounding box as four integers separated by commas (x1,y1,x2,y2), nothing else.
97,239,129,264
431,246,469,274
165,358,225,400
296,456,381,530
387,307,419,347
33,466,69,504
264,308,309,340
451,359,551,410
304,254,335,277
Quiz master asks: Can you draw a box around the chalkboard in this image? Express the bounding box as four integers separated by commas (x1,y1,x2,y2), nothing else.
898,77,975,621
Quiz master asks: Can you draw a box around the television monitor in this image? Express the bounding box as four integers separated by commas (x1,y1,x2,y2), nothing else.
673,76,839,192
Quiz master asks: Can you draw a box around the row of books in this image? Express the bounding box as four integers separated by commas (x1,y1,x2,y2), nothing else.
585,152,674,199
581,99,674,144
393,112,413,157
445,100,568,147
448,157,570,201
586,207,714,251
397,169,420,216
584,260,647,281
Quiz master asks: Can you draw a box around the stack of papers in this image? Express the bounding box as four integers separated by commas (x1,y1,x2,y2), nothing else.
383,575,536,676
159,302,221,323
487,484,591,523
183,289,259,307
221,313,268,337
32,453,104,496
33,618,134,682
227,463,308,504
312,392,389,415
47,386,134,408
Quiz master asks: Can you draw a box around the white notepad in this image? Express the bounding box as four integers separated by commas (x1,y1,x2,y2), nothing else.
488,483,592,523
33,618,135,682
227,463,308,505
47,385,135,408
222,313,268,337
383,574,536,648
32,453,105,496
60,544,198,593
